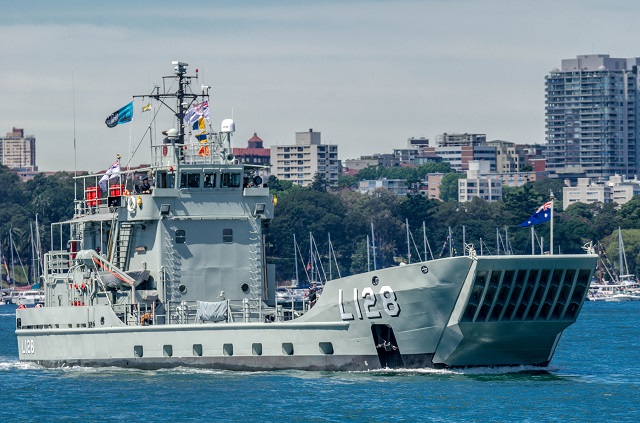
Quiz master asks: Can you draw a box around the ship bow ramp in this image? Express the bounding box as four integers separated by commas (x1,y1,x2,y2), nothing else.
432,254,595,367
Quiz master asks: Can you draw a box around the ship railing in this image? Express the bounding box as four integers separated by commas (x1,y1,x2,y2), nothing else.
114,302,158,326
43,251,73,276
151,139,226,167
74,168,153,218
114,298,297,326
157,299,289,324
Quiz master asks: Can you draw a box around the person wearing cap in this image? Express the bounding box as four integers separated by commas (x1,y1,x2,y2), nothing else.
141,176,152,194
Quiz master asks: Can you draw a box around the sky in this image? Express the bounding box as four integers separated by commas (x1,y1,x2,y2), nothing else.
2,0,640,172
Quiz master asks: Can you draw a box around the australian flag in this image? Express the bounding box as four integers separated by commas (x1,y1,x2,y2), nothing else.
519,201,553,227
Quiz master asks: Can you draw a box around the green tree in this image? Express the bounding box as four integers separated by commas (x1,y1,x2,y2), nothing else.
438,173,465,202
267,175,294,193
618,195,640,229
337,174,358,190
310,172,327,192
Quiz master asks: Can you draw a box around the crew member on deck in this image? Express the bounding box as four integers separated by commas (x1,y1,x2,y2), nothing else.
141,177,152,194
308,282,318,308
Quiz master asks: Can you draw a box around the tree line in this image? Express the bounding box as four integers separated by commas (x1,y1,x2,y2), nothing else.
2,164,639,287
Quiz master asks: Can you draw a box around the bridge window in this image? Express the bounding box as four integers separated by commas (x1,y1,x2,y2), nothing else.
204,172,216,188
221,172,241,188
180,172,201,188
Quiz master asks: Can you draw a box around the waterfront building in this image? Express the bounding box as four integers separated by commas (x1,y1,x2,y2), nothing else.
423,145,497,172
359,178,408,196
486,140,528,173
562,175,640,210
435,133,486,147
0,127,37,173
545,54,640,178
270,129,340,187
458,161,502,203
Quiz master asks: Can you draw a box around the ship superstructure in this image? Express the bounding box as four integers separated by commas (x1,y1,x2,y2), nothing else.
16,62,598,370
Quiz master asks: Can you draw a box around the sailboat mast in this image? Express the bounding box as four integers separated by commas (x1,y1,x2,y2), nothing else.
9,230,15,289
309,232,313,284
328,233,332,280
366,235,371,272
371,222,377,271
293,234,299,285
406,218,411,264
619,227,624,277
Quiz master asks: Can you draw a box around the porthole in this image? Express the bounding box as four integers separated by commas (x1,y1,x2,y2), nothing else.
252,343,263,356
372,276,379,286
241,283,249,293
134,345,143,357
179,284,187,294
319,342,334,355
163,345,173,357
100,316,105,325
282,343,294,356
223,343,233,356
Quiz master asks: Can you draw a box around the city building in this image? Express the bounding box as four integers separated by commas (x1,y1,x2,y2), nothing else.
562,175,640,210
407,137,430,149
425,173,446,200
233,132,271,166
0,127,37,172
435,133,486,147
393,148,420,165
270,129,340,187
423,145,497,172
545,54,640,178
458,161,502,203
359,178,408,196
486,140,528,173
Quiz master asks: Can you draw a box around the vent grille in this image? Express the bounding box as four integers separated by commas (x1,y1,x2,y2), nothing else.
461,267,591,323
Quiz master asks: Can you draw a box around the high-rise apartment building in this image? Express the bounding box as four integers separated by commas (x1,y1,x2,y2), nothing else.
0,127,37,171
545,54,640,177
270,129,340,187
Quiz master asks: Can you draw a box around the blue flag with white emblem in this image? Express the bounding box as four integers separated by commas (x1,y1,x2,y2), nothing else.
105,101,134,128
519,201,553,227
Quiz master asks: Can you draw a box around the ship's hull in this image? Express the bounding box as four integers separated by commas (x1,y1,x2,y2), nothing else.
16,254,596,370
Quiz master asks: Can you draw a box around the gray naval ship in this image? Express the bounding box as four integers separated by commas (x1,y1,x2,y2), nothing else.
16,62,598,370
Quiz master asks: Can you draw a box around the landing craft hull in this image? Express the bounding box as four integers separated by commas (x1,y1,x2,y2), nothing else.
16,254,595,370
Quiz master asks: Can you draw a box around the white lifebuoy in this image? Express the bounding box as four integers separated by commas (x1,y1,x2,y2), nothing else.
127,196,137,212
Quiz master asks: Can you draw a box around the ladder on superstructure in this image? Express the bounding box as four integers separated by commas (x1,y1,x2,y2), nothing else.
113,222,134,270
247,213,264,303
162,228,180,322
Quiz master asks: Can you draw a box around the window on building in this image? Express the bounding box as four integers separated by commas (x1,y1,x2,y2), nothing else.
223,229,233,243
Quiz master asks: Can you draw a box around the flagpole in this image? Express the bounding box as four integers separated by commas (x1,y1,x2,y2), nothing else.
550,194,555,256
531,226,535,255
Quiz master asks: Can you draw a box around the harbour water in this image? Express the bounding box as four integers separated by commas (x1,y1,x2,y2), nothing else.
1,301,639,422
